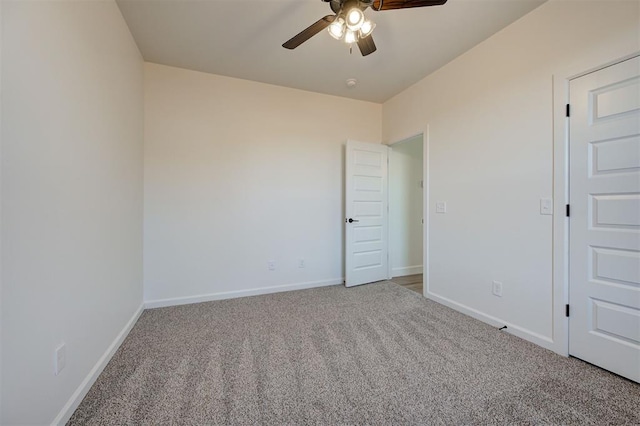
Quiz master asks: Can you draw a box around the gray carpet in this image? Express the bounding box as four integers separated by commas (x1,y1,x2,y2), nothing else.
69,282,640,425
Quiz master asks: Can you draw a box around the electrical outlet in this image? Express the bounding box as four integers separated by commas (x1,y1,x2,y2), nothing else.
492,281,503,297
268,261,276,271
298,259,305,268
54,343,66,376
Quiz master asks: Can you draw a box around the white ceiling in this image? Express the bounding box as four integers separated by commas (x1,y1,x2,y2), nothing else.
116,0,546,103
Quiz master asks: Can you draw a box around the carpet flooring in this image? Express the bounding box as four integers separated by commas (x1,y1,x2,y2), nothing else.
69,282,640,425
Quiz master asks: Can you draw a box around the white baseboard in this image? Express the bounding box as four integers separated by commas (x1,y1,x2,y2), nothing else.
51,303,144,426
145,278,344,309
426,290,559,354
392,265,423,277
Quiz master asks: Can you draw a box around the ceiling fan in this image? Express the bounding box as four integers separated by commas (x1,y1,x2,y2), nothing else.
282,0,447,56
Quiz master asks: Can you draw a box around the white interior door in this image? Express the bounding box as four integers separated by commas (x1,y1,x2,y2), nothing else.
345,140,389,287
569,55,640,382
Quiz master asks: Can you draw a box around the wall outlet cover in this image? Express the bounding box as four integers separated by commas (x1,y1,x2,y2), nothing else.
54,343,66,376
492,281,503,297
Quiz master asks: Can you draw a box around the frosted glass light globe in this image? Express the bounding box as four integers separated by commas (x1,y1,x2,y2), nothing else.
346,8,364,30
344,29,357,44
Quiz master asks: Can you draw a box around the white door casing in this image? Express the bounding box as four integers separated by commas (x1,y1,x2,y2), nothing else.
569,56,640,382
345,140,389,287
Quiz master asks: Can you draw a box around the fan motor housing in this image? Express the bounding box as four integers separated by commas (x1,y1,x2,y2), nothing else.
327,0,371,14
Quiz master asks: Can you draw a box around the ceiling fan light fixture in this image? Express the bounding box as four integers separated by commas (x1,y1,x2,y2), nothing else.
359,20,375,38
328,17,346,40
345,7,365,30
344,29,358,44
282,0,448,55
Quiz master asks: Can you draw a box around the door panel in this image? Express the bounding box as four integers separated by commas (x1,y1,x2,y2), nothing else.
569,56,640,383
345,140,389,287
591,135,640,174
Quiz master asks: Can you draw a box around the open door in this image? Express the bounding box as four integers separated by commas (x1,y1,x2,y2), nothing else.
345,140,389,287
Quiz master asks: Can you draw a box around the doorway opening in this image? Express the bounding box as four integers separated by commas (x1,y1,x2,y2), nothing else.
389,134,424,295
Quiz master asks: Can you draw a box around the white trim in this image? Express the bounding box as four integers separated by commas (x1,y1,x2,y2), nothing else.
145,278,344,309
51,303,145,426
552,71,570,357
551,51,640,358
392,265,423,277
0,0,4,420
423,126,430,299
427,290,555,350
387,130,425,147
386,144,393,280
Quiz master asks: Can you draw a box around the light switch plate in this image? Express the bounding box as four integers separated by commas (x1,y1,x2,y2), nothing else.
540,198,553,215
54,343,66,376
436,201,447,214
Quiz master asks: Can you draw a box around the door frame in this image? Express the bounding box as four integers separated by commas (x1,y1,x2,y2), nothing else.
552,51,640,357
386,127,429,297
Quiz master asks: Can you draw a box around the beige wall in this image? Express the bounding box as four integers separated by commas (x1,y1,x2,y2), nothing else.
144,63,382,306
1,1,144,424
382,0,640,352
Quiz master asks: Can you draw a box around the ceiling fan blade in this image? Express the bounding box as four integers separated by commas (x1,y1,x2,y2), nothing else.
357,35,377,56
282,15,335,50
371,0,447,11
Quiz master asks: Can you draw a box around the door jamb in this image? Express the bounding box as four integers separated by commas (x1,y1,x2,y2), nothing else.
552,51,640,357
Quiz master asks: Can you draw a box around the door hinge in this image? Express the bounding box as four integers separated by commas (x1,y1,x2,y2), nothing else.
566,304,570,317
566,204,570,217
566,104,570,117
